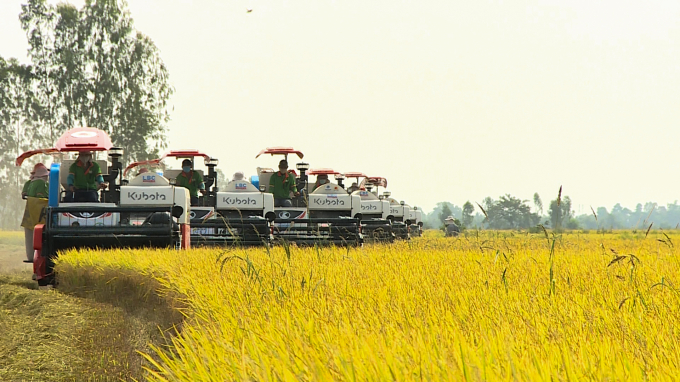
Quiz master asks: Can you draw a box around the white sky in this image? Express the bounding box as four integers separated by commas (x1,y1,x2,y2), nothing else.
2,0,680,214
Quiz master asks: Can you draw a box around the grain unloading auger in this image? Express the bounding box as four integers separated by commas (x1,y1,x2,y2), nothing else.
124,150,274,246
253,147,363,246
16,128,191,287
344,172,395,243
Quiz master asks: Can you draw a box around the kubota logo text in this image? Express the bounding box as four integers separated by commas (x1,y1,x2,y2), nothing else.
313,198,345,206
361,204,378,211
127,191,167,201
222,197,257,205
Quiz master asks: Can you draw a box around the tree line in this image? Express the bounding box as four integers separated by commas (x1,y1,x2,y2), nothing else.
424,193,680,231
0,0,171,229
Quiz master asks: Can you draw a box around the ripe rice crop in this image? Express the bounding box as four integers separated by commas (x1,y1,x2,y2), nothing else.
56,231,680,381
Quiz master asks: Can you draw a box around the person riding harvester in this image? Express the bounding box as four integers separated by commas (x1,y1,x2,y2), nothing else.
253,147,363,246
16,127,191,287
124,150,274,246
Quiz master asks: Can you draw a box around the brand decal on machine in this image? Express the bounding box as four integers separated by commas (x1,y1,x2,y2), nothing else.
126,191,167,201
390,208,400,214
313,198,345,206
361,204,378,211
222,196,257,205
235,183,248,190
278,211,290,219
142,175,156,183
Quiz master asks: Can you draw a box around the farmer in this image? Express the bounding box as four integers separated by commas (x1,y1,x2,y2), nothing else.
175,159,206,206
232,171,245,181
314,174,330,190
444,216,460,237
268,159,299,207
21,164,49,263
66,151,107,202
347,182,360,193
22,163,48,199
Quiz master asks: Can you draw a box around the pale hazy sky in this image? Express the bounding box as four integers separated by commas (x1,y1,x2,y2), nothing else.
2,0,680,214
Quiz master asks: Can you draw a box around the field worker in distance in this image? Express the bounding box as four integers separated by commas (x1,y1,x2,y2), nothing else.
21,164,49,264
22,163,48,199
232,171,245,181
269,159,299,207
314,174,330,190
67,151,107,202
347,182,360,193
175,159,206,206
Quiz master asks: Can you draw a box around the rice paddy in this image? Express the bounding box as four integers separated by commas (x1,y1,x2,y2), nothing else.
51,230,680,381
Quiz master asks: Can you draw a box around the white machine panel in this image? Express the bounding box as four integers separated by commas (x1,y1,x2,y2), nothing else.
57,202,120,227
308,194,352,210
216,192,265,209
121,186,175,205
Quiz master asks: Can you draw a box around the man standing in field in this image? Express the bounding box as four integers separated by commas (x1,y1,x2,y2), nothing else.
268,159,299,207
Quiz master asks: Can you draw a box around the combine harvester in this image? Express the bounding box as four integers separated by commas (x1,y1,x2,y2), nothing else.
344,172,394,243
408,207,424,237
124,150,274,246
358,177,410,240
254,147,363,246
16,127,190,286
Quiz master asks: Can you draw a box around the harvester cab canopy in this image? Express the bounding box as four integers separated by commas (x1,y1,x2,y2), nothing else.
343,172,366,193
360,176,388,197
123,150,215,179
15,127,118,202
307,168,346,193
255,147,306,193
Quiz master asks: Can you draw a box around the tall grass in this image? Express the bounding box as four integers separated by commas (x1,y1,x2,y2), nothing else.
57,231,680,381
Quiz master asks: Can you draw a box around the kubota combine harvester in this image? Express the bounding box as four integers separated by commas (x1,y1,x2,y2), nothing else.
408,207,424,237
16,127,191,286
358,177,410,240
253,147,363,246
124,150,274,246
344,172,394,243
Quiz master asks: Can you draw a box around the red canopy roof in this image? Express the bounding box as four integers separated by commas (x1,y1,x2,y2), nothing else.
343,172,367,178
15,127,113,166
308,168,339,176
15,148,59,166
123,149,213,177
55,127,113,152
363,176,387,188
256,147,304,159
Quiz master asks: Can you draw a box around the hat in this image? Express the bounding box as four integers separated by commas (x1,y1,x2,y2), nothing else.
278,159,288,167
33,166,49,178
78,150,93,155
445,216,455,222
182,159,192,167
233,171,244,181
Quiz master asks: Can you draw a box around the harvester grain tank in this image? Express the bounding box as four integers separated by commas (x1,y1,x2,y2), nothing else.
17,127,190,286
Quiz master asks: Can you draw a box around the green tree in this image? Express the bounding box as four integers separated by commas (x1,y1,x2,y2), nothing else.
462,201,475,228
486,194,540,229
533,192,543,216
548,195,573,230
0,57,37,228
19,0,172,162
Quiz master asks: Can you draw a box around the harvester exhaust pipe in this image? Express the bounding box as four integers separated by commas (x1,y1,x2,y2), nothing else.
106,147,124,204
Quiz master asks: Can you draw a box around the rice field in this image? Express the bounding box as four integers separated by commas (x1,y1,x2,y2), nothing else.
55,230,680,381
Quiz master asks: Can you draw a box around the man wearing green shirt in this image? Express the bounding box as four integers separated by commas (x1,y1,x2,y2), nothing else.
21,165,49,263
268,160,299,207
66,151,107,202
175,159,206,206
